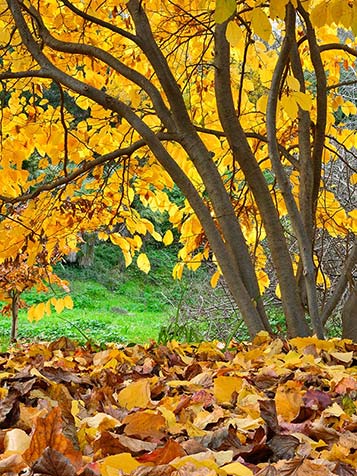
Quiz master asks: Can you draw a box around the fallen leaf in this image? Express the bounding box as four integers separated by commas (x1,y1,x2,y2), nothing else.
23,407,82,469
4,428,31,453
31,447,76,476
123,411,166,440
100,453,141,476
221,460,253,475
137,439,186,464
118,379,152,410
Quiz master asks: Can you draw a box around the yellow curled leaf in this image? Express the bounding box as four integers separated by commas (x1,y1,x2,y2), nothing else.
210,270,221,288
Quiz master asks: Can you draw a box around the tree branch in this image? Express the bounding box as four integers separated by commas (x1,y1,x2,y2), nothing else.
59,0,138,44
298,3,327,214
0,135,173,204
321,239,357,324
21,2,174,130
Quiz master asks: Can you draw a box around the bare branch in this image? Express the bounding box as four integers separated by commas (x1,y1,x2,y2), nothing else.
320,43,357,57
322,239,357,324
59,0,137,44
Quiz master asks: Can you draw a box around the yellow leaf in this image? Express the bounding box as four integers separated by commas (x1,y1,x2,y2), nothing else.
53,298,65,313
110,233,130,252
293,91,312,111
281,95,298,119
352,6,357,36
275,381,303,422
117,379,151,410
251,8,271,42
221,461,253,476
226,20,244,48
270,0,289,20
163,229,174,246
100,453,140,476
210,269,221,288
286,75,300,91
214,0,236,24
123,250,132,268
137,253,150,274
28,302,45,322
310,2,328,28
151,230,162,242
214,376,243,405
256,95,268,113
63,295,74,310
172,262,184,280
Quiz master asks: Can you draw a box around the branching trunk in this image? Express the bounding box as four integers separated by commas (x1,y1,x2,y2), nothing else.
214,21,310,337
266,4,324,338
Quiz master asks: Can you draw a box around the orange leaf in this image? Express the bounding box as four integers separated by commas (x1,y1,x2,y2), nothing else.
23,407,82,470
123,411,166,440
118,378,152,410
137,439,186,464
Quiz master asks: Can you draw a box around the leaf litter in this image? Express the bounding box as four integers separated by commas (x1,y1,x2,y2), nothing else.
1,333,357,475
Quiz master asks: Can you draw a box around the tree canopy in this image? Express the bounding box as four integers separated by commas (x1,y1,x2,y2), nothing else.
0,0,356,338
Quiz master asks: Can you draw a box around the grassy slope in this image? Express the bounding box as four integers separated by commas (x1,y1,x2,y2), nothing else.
0,244,192,347
0,241,341,348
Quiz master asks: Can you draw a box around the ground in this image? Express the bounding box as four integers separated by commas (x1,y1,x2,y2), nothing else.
0,333,356,475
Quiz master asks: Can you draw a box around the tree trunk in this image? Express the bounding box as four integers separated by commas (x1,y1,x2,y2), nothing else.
10,291,19,343
342,286,357,341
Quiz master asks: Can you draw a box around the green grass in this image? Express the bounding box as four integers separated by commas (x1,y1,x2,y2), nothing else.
0,244,193,347
0,279,172,347
0,240,340,350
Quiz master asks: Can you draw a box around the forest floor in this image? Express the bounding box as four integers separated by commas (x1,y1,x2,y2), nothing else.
0,334,356,475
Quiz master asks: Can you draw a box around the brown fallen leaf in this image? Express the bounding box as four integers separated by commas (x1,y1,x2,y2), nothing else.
93,431,157,456
31,447,76,476
255,464,279,476
131,464,176,475
23,407,82,470
267,434,300,461
274,458,335,475
0,392,20,429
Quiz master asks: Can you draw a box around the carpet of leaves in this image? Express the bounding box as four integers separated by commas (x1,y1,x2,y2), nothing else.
1,333,357,475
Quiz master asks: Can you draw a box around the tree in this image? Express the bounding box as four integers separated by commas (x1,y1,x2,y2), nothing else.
0,0,356,338
0,249,72,341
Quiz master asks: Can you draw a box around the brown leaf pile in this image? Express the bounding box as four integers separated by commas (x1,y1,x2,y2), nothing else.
1,333,357,475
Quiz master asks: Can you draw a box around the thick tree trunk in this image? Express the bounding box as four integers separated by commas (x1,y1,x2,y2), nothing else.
214,22,310,337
